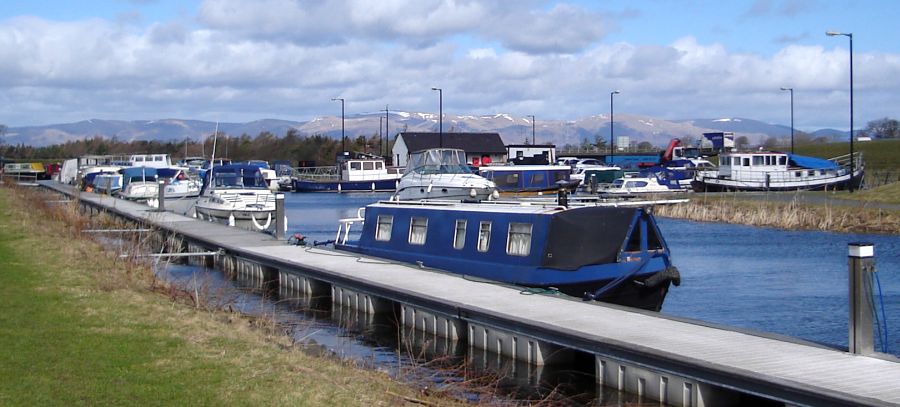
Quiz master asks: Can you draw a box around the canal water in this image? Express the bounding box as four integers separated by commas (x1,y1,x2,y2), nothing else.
279,191,900,355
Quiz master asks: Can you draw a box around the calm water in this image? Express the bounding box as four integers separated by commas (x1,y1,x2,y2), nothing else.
282,191,900,355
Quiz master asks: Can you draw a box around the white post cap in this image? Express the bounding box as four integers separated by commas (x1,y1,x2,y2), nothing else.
848,242,874,258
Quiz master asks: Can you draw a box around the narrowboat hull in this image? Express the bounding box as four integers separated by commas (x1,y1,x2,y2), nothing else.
335,202,679,311
293,179,399,192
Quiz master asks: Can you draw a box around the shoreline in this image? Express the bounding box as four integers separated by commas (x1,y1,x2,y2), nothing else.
653,192,900,235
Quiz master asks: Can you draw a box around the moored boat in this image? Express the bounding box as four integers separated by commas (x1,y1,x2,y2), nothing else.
157,167,202,199
394,148,497,201
692,151,864,192
194,164,276,230
334,199,680,311
117,167,159,200
479,165,579,193
293,155,401,193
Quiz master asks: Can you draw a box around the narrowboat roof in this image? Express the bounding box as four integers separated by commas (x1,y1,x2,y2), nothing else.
479,165,569,171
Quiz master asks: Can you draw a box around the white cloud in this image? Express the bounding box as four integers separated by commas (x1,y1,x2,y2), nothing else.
1,6,900,131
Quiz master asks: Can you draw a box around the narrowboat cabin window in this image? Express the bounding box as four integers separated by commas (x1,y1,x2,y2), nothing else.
376,215,393,241
506,223,533,256
529,173,545,187
409,217,428,245
477,221,491,252
742,157,750,166
453,220,467,250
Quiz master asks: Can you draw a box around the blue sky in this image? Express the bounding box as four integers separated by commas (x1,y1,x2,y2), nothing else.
0,0,898,130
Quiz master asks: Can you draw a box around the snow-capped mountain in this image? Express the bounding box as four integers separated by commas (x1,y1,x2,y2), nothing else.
2,113,821,148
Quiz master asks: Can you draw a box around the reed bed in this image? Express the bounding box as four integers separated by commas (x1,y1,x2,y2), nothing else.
655,193,900,234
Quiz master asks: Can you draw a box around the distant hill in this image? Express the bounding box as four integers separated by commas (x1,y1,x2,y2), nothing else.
1,113,845,148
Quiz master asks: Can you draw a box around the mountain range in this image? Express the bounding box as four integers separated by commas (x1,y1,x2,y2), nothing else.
1,113,849,148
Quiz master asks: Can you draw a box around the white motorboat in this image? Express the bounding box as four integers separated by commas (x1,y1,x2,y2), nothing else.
157,167,202,199
600,175,683,196
394,148,497,201
194,164,276,230
117,167,159,200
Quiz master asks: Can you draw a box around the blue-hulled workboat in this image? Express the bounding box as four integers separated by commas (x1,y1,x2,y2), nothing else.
334,200,680,311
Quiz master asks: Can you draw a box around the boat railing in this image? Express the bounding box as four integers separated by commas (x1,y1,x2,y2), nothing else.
336,209,365,245
0,172,40,186
830,152,864,173
294,166,339,181
378,197,688,209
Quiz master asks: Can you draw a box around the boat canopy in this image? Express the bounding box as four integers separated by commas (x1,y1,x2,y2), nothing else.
209,164,267,188
406,148,472,175
122,167,158,183
788,154,839,170
541,207,639,270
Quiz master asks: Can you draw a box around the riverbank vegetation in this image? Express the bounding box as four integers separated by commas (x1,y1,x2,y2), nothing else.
0,185,462,406
655,193,900,235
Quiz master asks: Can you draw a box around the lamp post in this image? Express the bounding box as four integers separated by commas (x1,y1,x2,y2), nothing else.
528,115,536,145
431,87,442,148
384,105,390,158
826,31,854,192
780,87,794,154
610,90,620,160
379,116,383,157
331,98,345,152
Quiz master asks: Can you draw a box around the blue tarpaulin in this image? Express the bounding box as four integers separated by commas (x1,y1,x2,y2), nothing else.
788,154,839,170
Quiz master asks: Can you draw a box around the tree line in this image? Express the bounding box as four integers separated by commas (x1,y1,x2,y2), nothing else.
0,129,394,166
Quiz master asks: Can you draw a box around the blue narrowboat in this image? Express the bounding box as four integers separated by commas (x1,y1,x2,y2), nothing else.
335,200,680,311
478,165,579,193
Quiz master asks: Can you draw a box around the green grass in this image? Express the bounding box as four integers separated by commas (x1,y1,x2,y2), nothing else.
838,182,900,205
794,138,900,172
0,188,443,406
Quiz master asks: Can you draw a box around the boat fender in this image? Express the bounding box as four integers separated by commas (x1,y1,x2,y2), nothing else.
641,266,681,289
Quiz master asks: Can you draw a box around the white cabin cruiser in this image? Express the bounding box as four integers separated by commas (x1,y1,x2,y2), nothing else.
600,175,683,196
194,164,276,230
394,148,497,201
157,167,202,199
117,167,159,200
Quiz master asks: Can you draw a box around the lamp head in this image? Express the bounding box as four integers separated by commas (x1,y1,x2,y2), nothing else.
431,87,440,91
826,31,849,37
612,90,621,95
780,87,792,91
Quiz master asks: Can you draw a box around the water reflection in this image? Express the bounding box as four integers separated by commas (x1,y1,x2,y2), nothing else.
155,261,650,405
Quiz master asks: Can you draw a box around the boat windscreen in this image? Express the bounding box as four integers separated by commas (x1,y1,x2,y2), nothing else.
407,149,472,175
541,207,637,270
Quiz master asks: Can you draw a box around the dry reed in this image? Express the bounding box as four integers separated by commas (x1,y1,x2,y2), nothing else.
655,193,900,234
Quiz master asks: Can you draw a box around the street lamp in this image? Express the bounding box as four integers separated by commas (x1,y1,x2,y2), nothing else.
826,31,854,192
528,115,536,145
610,90,620,161
431,87,442,148
331,97,345,152
780,87,794,154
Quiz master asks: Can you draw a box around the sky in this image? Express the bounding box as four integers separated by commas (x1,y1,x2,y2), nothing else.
0,0,898,131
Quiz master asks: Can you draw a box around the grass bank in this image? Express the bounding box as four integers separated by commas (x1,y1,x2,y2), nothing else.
655,193,900,235
0,185,455,406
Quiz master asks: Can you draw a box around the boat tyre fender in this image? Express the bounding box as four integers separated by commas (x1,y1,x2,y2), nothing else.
642,266,681,289
250,212,273,231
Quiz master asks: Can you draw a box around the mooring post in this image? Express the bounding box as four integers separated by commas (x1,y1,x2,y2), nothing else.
275,193,285,240
156,180,166,212
848,242,875,355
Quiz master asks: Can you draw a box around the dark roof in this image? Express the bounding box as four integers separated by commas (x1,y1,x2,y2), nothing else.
399,132,506,154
